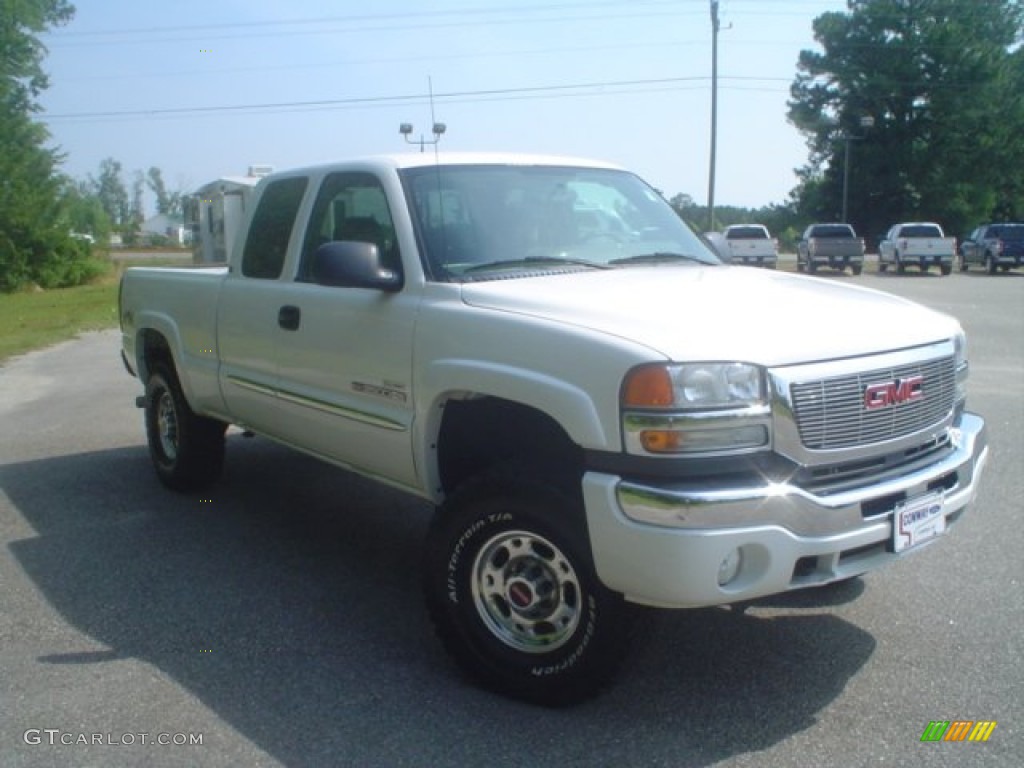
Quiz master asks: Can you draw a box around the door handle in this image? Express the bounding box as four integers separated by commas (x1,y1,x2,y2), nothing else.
278,305,301,331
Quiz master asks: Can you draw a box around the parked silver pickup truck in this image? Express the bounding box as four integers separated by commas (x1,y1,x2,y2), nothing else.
119,153,988,704
878,222,956,275
797,222,866,274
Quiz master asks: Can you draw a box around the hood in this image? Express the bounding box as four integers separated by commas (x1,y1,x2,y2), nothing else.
460,265,959,367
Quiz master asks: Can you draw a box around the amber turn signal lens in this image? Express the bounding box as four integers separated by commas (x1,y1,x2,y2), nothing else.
623,366,674,407
639,430,682,452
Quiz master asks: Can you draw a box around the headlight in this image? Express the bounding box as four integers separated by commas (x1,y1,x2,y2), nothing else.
622,362,770,455
624,362,765,410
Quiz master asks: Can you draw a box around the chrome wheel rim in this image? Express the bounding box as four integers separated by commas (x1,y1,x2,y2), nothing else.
156,390,179,460
470,529,582,653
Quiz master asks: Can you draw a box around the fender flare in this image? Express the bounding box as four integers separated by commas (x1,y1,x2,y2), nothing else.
132,311,193,401
414,358,612,500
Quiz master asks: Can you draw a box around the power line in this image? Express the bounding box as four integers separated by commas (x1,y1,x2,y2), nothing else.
45,2,700,47
43,76,715,122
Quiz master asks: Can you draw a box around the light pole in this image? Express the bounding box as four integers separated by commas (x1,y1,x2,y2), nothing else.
841,115,874,223
707,0,720,232
400,122,446,153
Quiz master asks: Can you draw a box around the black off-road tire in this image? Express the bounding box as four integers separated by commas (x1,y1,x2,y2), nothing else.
145,363,226,492
422,465,634,706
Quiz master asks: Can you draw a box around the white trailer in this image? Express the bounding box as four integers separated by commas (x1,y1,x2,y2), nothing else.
185,166,271,264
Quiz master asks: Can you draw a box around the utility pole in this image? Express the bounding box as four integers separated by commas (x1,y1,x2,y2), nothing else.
707,0,720,232
840,116,874,223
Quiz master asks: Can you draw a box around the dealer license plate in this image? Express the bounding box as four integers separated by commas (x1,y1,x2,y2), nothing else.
893,491,946,553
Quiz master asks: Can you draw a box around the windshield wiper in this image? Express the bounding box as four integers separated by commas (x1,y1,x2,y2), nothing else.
609,252,715,266
462,256,612,274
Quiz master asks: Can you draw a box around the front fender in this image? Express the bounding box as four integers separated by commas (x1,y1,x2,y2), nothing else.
413,358,613,501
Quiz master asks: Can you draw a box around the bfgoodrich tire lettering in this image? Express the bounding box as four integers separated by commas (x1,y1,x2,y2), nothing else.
145,363,226,492
422,466,633,705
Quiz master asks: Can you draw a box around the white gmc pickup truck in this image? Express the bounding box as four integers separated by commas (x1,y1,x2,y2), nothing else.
119,153,989,704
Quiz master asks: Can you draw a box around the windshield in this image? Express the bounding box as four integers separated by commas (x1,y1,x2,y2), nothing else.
401,164,719,281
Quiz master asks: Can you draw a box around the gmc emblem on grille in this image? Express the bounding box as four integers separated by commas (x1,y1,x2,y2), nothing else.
863,375,924,409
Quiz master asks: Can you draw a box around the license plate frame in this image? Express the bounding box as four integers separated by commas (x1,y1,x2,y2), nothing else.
893,491,946,553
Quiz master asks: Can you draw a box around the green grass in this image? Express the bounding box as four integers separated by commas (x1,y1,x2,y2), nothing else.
0,257,190,364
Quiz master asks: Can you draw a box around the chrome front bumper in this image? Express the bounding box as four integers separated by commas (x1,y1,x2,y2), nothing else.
582,412,988,609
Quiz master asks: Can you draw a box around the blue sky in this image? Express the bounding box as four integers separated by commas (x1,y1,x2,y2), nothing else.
39,0,849,212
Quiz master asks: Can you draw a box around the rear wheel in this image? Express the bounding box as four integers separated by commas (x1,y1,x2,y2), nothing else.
851,263,863,276
940,263,952,276
145,363,226,491
422,465,634,705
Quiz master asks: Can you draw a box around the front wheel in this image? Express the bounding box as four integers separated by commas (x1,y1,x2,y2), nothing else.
422,466,633,705
145,363,226,491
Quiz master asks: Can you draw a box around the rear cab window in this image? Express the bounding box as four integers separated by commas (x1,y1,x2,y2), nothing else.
725,226,768,240
241,177,309,279
810,225,856,238
900,225,943,238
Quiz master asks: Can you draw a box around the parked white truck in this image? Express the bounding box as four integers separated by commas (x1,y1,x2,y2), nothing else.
721,224,778,268
119,153,988,704
878,222,956,275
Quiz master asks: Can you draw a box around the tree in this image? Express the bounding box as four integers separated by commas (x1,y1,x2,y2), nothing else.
147,166,182,217
788,0,1024,240
57,178,112,244
0,0,100,291
91,157,130,228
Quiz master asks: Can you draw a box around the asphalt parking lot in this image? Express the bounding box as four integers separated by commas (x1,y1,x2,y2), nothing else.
1,268,1021,767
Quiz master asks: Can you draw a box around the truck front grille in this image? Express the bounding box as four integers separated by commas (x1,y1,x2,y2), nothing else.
791,356,955,450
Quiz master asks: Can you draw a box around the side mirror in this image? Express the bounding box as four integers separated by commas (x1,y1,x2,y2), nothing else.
311,241,403,292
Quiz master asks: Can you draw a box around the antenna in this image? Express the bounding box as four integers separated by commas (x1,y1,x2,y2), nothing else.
400,77,446,153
